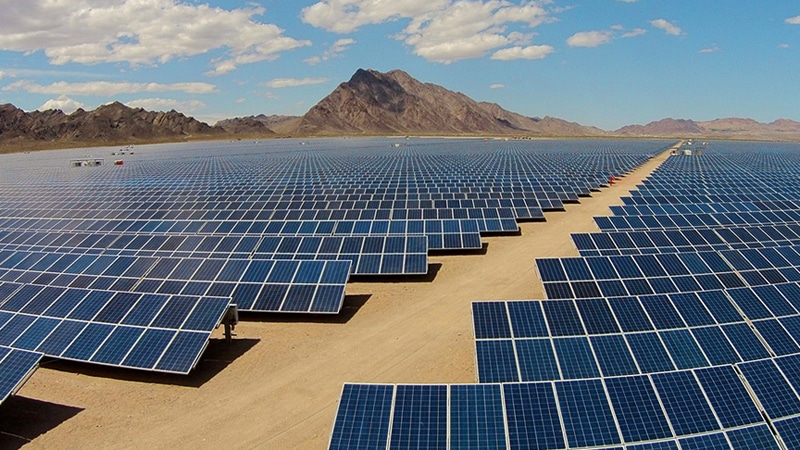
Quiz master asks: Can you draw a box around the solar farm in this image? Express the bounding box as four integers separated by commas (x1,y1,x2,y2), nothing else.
4,137,800,448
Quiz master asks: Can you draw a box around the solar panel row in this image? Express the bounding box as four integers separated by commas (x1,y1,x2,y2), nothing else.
0,234,428,276
573,223,800,256
537,246,800,300
0,250,350,313
472,288,800,382
0,282,229,373
0,218,482,250
331,364,788,449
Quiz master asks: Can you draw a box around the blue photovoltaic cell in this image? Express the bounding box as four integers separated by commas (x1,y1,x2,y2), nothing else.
476,340,518,383
608,297,653,332
503,382,564,450
542,300,585,336
0,345,41,404
753,319,800,356
726,424,781,450
698,291,743,324
515,339,560,381
659,329,708,369
774,416,800,450
507,301,549,338
553,337,600,380
156,331,209,373
389,385,447,450
640,295,685,330
670,293,715,326
576,298,620,334
690,326,741,365
449,384,506,450
591,334,639,377
627,441,678,450
472,302,511,339
556,379,621,447
678,433,729,450
626,332,675,373
536,259,567,282
605,375,673,442
775,354,800,394
739,359,800,419
722,323,771,361
329,384,393,450
651,370,719,435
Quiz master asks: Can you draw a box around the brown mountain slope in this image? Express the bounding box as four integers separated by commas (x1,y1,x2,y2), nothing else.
615,117,800,140
292,68,602,136
0,102,225,149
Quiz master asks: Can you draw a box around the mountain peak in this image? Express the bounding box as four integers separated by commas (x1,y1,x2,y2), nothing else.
294,68,600,136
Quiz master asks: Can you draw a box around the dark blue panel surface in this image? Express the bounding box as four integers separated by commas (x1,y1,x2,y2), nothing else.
329,384,393,450
556,379,620,447
476,340,518,383
515,339,560,382
472,302,511,339
389,385,447,450
605,375,672,442
449,384,506,450
651,370,719,435
503,382,564,450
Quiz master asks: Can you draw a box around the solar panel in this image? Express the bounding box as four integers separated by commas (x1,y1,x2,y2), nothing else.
329,384,393,450
0,282,229,373
389,385,447,449
0,345,41,404
556,378,620,447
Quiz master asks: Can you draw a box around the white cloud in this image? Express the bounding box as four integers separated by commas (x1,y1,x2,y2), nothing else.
622,28,646,38
779,43,790,49
301,0,449,34
305,38,356,65
786,16,800,24
566,30,614,48
0,0,310,74
125,98,206,113
489,83,505,89
699,45,720,53
303,0,553,64
38,95,86,113
3,80,217,96
491,45,554,60
265,77,329,88
651,18,682,36
616,0,638,2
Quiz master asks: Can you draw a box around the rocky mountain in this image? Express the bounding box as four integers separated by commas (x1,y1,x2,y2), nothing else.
291,69,602,137
4,68,800,150
215,114,299,134
616,117,800,140
0,102,225,149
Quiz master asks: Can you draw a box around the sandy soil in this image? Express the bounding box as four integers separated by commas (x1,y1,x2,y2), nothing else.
0,146,675,449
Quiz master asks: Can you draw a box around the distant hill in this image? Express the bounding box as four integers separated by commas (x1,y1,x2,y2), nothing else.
0,102,225,149
616,117,800,140
3,68,800,151
215,114,300,134
289,68,603,137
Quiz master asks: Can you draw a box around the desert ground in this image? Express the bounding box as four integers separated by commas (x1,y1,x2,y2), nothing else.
0,145,675,449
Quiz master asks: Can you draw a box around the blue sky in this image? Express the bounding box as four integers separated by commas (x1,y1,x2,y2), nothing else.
0,0,799,130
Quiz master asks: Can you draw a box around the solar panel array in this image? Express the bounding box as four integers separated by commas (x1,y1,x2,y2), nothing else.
330,141,800,449
0,138,663,401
